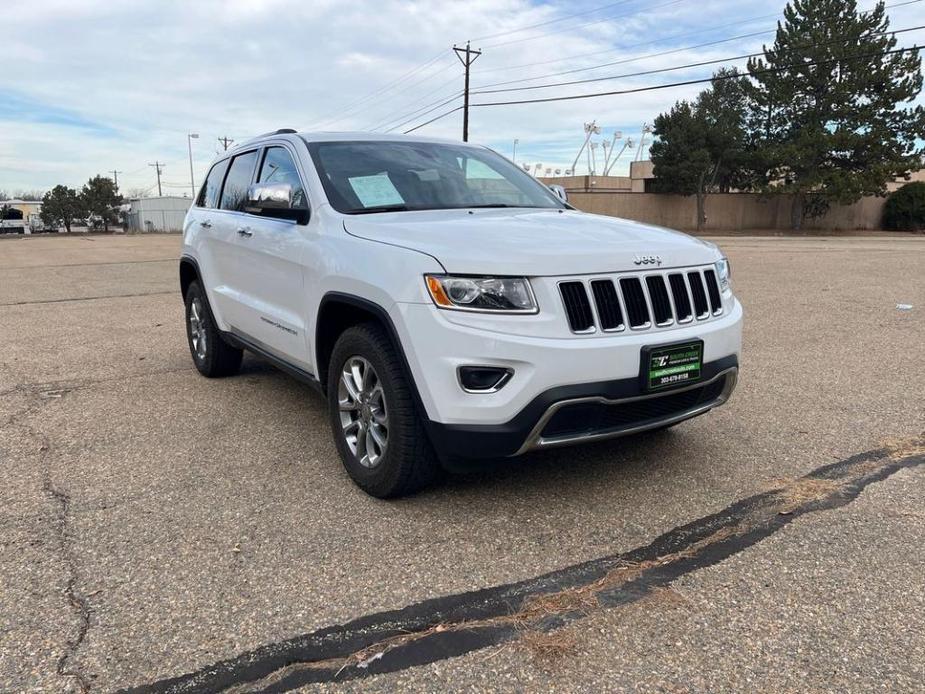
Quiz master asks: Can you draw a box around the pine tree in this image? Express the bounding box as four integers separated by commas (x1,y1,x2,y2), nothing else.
651,69,751,231
40,185,86,233
81,175,122,232
746,0,925,229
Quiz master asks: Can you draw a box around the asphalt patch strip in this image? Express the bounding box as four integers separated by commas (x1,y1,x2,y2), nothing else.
125,439,925,693
0,290,176,307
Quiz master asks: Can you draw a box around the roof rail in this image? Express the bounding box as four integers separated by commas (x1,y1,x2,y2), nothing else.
238,128,299,148
258,128,297,137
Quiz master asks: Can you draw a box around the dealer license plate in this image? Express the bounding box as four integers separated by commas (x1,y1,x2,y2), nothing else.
642,340,703,391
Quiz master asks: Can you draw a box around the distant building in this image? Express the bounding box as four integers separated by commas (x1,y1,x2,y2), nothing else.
542,161,924,195
539,160,655,193
125,196,191,232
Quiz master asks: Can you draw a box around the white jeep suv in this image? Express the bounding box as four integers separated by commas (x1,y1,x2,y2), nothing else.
180,130,742,497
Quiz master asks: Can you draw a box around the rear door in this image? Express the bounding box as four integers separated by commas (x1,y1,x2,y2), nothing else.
189,158,231,320
229,144,312,368
210,149,260,331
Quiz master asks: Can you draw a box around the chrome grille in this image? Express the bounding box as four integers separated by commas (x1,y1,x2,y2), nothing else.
559,267,723,334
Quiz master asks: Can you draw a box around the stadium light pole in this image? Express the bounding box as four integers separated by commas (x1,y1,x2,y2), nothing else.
187,133,200,199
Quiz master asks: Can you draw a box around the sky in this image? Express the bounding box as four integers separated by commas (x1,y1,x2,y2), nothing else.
2,0,924,196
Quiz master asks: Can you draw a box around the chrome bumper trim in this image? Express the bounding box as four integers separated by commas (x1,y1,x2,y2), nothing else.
516,366,738,455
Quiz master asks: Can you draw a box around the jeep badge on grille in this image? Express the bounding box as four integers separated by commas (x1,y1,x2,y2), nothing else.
633,254,662,266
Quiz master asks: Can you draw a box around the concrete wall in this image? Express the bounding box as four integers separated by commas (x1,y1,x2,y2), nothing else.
540,175,632,192
567,192,888,231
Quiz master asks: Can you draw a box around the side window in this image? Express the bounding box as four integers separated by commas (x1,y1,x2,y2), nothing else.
197,159,229,209
219,151,258,212
258,146,307,208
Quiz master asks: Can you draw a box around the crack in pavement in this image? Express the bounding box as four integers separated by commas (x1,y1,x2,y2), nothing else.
3,258,177,270
0,290,176,307
123,437,925,693
6,389,93,692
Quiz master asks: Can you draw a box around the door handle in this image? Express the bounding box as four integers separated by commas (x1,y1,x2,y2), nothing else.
237,226,253,238
199,219,212,228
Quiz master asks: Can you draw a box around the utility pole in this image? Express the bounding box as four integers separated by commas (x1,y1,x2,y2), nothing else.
512,138,518,163
453,41,481,142
187,133,199,199
109,170,122,187
217,136,234,151
149,162,164,197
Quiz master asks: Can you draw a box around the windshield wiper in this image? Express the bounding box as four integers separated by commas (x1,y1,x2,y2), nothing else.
463,203,519,208
350,204,412,215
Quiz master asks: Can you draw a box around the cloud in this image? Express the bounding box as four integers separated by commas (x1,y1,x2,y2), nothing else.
2,0,922,190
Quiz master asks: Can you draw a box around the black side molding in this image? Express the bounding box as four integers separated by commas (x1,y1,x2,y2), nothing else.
223,329,323,394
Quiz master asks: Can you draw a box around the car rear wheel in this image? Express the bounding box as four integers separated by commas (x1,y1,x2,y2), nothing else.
327,323,440,498
184,281,243,377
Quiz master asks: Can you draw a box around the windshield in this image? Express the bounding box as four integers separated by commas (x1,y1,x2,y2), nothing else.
306,140,565,214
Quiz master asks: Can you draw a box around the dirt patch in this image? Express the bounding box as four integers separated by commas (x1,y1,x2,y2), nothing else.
518,626,580,665
882,435,925,460
770,477,843,513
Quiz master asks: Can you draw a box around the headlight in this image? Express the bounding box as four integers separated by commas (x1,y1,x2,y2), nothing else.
715,257,731,291
425,275,538,313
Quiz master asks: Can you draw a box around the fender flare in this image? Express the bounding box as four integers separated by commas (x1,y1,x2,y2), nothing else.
316,291,433,425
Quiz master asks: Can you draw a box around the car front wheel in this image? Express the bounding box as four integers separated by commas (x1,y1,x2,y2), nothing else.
327,323,440,498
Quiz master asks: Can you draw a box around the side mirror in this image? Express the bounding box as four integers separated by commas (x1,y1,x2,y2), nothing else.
548,184,568,203
245,183,309,223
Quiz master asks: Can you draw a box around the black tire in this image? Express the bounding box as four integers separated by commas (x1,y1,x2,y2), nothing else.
327,323,440,498
184,281,243,378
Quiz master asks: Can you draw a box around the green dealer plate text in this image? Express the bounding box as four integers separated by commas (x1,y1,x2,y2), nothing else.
644,341,703,391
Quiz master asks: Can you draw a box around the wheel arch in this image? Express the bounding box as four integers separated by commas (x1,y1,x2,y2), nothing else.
179,255,201,299
315,293,422,405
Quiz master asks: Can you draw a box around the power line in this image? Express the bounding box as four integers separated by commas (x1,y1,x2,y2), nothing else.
315,59,461,131
467,0,637,43
365,76,463,131
376,87,464,133
385,91,464,134
472,45,921,107
475,12,781,75
474,30,771,91
404,106,464,134
308,51,454,129
481,0,688,49
472,24,925,96
402,45,921,132
474,0,924,89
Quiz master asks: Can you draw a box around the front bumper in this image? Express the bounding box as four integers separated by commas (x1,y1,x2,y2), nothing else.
393,297,742,460
425,358,737,459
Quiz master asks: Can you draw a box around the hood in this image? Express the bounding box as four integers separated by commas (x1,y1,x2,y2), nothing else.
343,208,719,276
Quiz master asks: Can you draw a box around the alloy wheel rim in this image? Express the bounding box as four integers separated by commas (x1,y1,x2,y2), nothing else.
338,356,389,468
189,297,207,360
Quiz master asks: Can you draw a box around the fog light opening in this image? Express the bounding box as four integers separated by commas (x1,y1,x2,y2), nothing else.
458,366,514,393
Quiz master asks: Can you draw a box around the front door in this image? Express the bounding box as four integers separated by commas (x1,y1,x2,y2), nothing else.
228,145,312,369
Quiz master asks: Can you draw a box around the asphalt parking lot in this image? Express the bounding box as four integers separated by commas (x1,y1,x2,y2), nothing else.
2,233,924,693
